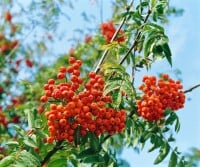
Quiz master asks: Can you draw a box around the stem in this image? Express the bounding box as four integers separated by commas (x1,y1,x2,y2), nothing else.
131,50,136,84
41,140,64,166
94,0,134,74
119,9,151,65
106,8,151,81
103,134,111,142
184,83,200,94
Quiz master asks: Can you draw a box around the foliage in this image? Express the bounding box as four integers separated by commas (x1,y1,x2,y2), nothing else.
0,0,198,167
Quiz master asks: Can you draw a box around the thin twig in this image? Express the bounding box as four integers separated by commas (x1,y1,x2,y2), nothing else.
106,8,151,81
184,83,200,94
94,0,134,74
41,140,64,166
103,134,111,142
119,9,151,65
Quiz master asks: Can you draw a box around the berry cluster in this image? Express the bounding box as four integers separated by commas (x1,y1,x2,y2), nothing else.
0,11,18,54
100,22,125,44
40,57,126,144
137,74,185,122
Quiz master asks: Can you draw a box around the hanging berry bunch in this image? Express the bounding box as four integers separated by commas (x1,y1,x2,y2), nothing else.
40,57,126,144
137,74,185,122
100,21,125,44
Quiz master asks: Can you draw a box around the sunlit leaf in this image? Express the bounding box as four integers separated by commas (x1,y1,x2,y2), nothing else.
154,142,170,164
175,116,181,132
0,155,15,166
23,137,37,148
48,158,68,167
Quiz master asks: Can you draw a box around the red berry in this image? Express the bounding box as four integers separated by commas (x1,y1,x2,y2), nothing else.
89,72,96,78
40,96,48,102
48,79,55,85
4,11,12,22
69,56,76,64
57,72,65,79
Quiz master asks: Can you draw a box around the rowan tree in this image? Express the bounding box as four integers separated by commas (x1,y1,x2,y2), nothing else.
0,0,199,167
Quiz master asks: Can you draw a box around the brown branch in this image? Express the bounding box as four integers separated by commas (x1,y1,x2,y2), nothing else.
184,83,200,94
119,9,151,65
94,0,134,74
41,140,64,166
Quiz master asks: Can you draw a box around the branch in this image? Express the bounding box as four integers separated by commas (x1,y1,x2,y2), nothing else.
41,140,64,166
103,134,111,142
94,0,134,74
119,9,151,65
184,83,200,94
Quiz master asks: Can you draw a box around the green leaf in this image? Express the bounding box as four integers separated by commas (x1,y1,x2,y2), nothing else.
162,127,170,133
165,113,177,125
175,117,181,132
74,126,81,146
164,109,172,116
78,148,95,159
141,1,149,7
132,11,142,26
133,137,139,148
144,22,164,32
156,4,164,14
148,144,159,152
112,89,122,108
89,133,100,152
143,33,156,57
151,0,157,8
18,150,41,166
6,141,19,147
48,158,68,167
104,81,121,96
13,125,25,136
162,43,172,66
25,109,36,129
168,151,178,167
83,154,104,163
23,137,37,148
121,81,135,97
0,155,15,166
168,135,176,142
103,152,111,166
178,160,185,167
141,132,152,143
100,41,119,51
0,150,40,167
154,142,170,164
